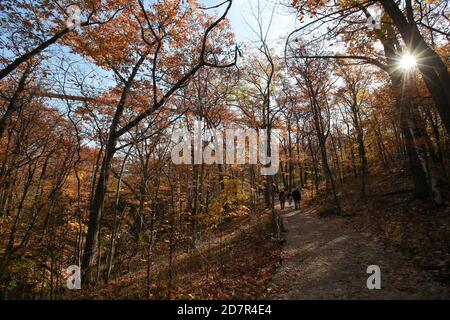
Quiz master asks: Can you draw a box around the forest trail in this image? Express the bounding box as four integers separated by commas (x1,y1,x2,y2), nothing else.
264,204,449,299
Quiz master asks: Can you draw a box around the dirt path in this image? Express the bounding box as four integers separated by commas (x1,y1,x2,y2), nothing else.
265,204,449,299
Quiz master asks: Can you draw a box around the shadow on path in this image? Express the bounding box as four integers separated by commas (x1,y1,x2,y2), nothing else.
264,204,448,299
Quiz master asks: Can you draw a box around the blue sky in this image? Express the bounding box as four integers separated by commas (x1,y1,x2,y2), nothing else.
43,0,302,100
202,0,299,47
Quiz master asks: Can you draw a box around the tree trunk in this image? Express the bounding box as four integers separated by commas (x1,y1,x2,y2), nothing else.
380,0,450,135
81,139,116,284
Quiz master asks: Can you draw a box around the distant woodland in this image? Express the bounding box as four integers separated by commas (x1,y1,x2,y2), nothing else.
0,0,449,299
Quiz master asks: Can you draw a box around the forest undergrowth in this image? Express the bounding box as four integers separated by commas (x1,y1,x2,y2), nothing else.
68,205,281,300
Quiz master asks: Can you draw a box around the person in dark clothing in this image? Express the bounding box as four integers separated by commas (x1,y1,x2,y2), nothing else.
287,190,292,207
279,190,286,209
292,188,301,210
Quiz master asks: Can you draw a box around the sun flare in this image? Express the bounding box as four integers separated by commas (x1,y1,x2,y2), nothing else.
399,53,417,70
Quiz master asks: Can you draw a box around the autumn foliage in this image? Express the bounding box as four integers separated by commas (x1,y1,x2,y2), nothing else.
0,0,449,299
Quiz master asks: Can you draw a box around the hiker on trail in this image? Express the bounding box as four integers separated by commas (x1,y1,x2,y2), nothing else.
287,190,293,208
279,190,286,209
292,188,301,210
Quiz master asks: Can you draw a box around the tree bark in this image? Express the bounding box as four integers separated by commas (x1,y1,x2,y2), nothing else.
379,0,450,135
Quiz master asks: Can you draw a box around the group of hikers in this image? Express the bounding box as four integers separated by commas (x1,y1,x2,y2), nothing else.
278,187,301,210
